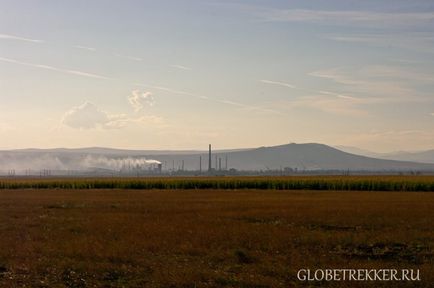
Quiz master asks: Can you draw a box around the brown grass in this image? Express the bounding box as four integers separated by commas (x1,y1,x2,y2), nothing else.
0,189,433,287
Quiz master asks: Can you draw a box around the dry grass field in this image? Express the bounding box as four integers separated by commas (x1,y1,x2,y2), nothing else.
0,187,433,287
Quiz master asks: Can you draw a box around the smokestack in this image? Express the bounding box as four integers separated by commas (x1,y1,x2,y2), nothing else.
225,155,228,170
215,155,218,170
199,156,202,173
208,144,212,172
219,158,221,171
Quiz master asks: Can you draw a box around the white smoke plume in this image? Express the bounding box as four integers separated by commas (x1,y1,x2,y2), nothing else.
82,156,161,170
0,153,161,173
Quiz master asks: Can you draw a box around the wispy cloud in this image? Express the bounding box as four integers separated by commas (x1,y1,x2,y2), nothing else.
309,66,431,103
0,57,112,80
0,33,44,43
273,91,373,117
324,33,434,54
169,64,192,71
260,71,423,116
260,79,296,89
74,45,96,52
341,129,434,152
128,90,155,112
260,75,373,115
318,90,359,101
66,70,111,80
256,8,434,28
113,53,143,62
134,82,282,115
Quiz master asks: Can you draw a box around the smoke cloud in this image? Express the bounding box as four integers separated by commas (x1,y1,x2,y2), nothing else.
0,153,161,173
82,155,161,170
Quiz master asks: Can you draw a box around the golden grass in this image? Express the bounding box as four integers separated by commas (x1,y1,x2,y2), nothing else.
0,189,433,287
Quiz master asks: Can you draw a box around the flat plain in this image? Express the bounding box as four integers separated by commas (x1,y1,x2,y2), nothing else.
0,181,433,287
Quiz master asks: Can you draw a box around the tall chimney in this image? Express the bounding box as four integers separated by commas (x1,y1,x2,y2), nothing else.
208,144,212,172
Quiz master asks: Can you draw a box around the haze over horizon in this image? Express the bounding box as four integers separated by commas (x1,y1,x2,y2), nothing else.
1,0,434,153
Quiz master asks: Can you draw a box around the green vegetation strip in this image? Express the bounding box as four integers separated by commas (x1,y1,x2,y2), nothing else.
1,176,434,191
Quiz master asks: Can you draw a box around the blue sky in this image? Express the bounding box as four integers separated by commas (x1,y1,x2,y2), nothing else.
1,0,434,152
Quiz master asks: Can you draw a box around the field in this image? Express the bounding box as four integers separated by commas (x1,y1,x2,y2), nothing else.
0,177,433,287
1,175,434,191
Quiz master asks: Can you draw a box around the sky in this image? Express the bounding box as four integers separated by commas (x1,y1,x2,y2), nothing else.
1,0,434,152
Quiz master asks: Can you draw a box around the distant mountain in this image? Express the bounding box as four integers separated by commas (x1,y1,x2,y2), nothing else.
335,146,434,164
380,150,434,164
213,143,434,171
334,146,382,158
1,143,434,174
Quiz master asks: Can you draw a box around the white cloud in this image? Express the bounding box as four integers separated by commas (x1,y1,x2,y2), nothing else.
318,90,358,101
260,79,296,89
170,64,192,71
0,57,112,80
62,102,112,129
128,90,155,112
74,45,96,52
113,53,143,61
0,33,44,43
66,70,110,80
62,101,165,130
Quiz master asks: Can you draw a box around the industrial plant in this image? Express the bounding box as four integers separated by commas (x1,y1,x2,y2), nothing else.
0,144,235,177
1,143,434,177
